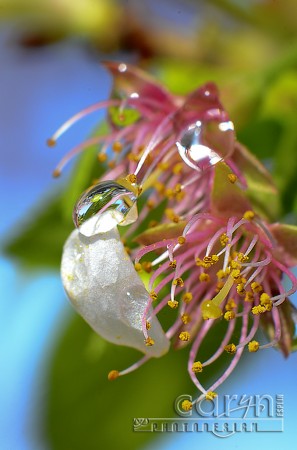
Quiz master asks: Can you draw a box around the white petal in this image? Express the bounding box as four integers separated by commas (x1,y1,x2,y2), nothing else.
61,218,170,357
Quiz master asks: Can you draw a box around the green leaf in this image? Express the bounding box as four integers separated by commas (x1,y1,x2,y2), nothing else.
4,126,108,269
44,314,240,450
4,194,73,269
44,315,191,450
61,123,109,221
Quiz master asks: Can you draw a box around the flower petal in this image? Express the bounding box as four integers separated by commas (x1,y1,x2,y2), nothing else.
61,222,170,357
270,223,297,266
211,162,251,217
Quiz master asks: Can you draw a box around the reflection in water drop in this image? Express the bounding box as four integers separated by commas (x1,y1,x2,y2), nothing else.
73,180,138,236
176,118,234,172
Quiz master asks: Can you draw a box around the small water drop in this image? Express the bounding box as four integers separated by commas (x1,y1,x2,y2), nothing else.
73,180,138,237
176,118,234,171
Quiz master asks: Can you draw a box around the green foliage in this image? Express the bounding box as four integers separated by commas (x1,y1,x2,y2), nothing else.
44,313,241,450
4,127,107,269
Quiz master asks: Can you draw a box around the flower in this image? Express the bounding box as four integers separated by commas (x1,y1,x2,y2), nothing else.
49,61,241,224
133,203,297,397
55,61,297,400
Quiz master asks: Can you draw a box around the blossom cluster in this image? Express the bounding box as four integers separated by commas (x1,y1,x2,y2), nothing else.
54,62,297,404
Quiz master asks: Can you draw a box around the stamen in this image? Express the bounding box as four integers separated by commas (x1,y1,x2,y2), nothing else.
48,99,120,144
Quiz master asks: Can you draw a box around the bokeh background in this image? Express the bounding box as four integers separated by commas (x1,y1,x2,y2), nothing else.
1,1,297,449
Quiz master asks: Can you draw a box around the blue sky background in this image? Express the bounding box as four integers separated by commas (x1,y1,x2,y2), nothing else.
0,25,296,450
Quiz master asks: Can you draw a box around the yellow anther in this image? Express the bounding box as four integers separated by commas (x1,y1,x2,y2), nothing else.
174,183,182,193
243,210,255,221
216,281,225,292
112,141,123,152
47,137,56,147
146,321,151,330
108,370,120,381
173,162,183,174
260,293,271,305
168,300,179,309
192,361,203,373
220,233,229,246
134,262,142,272
244,291,254,302
182,292,193,304
165,208,180,223
181,313,191,324
97,153,107,162
251,305,266,315
199,273,211,282
264,301,273,311
216,269,227,280
195,257,203,267
237,252,249,262
178,236,186,245
236,283,246,296
142,261,152,273
211,254,219,263
108,161,116,169
52,169,61,178
228,173,237,184
225,298,237,311
260,294,273,312
179,331,190,341
169,259,177,269
127,173,137,184
230,260,242,270
181,400,192,411
165,188,175,199
173,277,184,287
145,337,155,346
176,191,186,201
158,161,169,170
251,282,263,293
224,343,237,354
248,340,259,352
224,310,236,321
231,269,241,280
127,152,139,162
203,256,213,265
147,199,155,209
155,181,165,194
150,291,158,301
205,391,217,401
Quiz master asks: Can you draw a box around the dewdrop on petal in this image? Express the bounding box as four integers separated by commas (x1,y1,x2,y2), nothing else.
61,186,170,357
73,180,138,237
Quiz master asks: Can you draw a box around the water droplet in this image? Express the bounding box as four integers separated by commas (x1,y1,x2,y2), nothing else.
176,119,234,171
73,180,138,236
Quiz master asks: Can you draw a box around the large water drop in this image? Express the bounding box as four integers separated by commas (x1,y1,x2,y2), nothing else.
73,180,138,236
176,118,234,171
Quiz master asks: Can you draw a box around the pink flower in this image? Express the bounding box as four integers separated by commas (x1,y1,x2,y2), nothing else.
133,205,297,398
49,61,239,222
55,61,297,401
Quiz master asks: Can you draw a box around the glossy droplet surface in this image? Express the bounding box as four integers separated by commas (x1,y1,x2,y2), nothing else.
176,119,234,171
73,180,138,236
